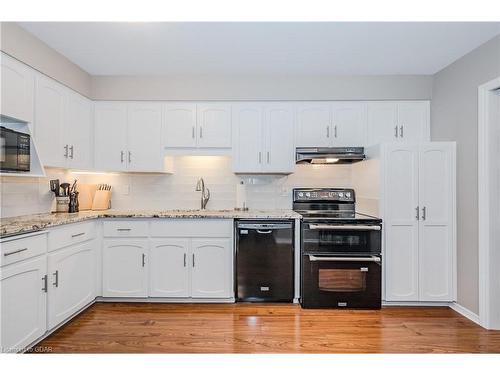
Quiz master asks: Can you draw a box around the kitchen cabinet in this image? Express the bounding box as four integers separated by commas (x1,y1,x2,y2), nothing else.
232,102,295,173
47,241,96,329
1,256,47,353
149,239,190,298
191,238,232,298
367,101,430,145
94,102,165,172
102,239,149,297
295,102,331,147
1,52,35,123
382,142,455,302
331,102,367,146
64,91,93,170
163,102,231,149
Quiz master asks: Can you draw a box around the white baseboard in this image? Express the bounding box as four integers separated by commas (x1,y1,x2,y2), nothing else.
450,302,480,325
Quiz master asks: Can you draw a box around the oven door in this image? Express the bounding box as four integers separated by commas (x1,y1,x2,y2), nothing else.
301,254,381,309
302,222,381,255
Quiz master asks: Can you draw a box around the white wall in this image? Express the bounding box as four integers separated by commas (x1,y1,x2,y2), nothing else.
431,35,500,314
0,156,353,218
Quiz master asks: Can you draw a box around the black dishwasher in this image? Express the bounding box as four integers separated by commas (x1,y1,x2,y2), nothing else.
235,220,294,302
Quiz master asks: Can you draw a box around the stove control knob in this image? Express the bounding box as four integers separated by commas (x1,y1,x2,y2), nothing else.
298,192,304,197
339,192,344,198
306,193,311,198
346,192,351,198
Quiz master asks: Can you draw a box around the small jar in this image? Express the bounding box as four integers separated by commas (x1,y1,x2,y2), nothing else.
55,196,70,213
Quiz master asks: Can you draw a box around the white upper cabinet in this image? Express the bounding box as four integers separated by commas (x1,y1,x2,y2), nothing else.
34,74,66,167
191,238,232,299
64,91,93,170
163,102,231,149
263,103,295,173
94,102,166,172
367,101,430,145
295,102,331,147
127,103,163,172
1,256,47,352
1,53,34,123
196,103,232,148
47,241,96,329
94,102,128,171
232,103,264,173
331,102,367,146
164,103,197,148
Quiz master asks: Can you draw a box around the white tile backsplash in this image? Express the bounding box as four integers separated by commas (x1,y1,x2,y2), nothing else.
0,156,353,218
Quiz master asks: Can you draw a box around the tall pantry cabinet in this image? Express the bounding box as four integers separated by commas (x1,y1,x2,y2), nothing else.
354,142,456,303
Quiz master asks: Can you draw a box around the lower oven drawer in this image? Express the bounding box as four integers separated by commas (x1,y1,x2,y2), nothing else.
301,254,381,309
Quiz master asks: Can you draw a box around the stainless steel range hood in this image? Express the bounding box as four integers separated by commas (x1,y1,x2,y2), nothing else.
296,147,365,164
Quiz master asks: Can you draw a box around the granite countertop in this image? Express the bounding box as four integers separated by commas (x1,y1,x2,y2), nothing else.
0,209,302,238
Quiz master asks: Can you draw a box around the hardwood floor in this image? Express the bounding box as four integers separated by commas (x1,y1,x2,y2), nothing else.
34,303,500,353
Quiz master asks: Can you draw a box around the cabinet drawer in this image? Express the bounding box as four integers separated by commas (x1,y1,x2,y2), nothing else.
150,219,232,238
48,221,96,251
1,232,48,267
103,220,149,237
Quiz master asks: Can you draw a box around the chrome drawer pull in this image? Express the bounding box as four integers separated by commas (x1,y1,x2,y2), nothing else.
42,275,48,293
308,224,381,231
4,247,28,256
71,232,85,238
117,228,132,231
53,270,59,287
308,255,381,262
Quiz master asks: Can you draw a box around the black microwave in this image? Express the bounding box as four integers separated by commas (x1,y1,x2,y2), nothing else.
0,126,31,172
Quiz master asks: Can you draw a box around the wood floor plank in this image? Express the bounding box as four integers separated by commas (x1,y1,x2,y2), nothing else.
33,303,500,353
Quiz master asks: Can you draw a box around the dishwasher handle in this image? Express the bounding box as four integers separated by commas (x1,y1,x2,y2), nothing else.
237,222,293,230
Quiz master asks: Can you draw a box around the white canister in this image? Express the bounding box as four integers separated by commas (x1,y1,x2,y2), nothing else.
235,181,248,210
55,196,70,213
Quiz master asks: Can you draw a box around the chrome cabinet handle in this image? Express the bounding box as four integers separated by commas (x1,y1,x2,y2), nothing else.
400,125,404,138
183,253,187,267
308,255,381,262
256,229,273,234
192,254,195,267
117,228,131,231
192,126,195,139
326,126,330,138
71,232,85,238
4,247,28,256
267,151,270,164
142,253,146,267
69,145,74,159
422,206,427,220
128,151,132,163
259,152,262,164
120,150,124,163
334,125,337,138
64,144,69,158
394,126,398,138
53,270,59,287
42,275,48,293
199,127,203,138
415,206,420,220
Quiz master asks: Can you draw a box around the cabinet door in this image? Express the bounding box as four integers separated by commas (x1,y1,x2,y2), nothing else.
65,92,93,170
397,102,430,142
149,239,190,297
383,144,420,301
94,102,128,171
367,102,399,145
164,103,197,148
197,103,232,148
263,103,295,173
102,240,148,297
191,238,232,298
295,102,331,147
47,241,96,329
232,103,264,173
331,102,367,146
1,256,47,353
418,143,454,301
1,53,34,123
127,103,163,172
34,74,66,167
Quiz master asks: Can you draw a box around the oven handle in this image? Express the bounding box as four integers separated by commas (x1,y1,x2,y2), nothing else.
308,255,381,262
308,224,381,231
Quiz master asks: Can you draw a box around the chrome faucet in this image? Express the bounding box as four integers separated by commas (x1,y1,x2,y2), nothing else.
195,177,211,210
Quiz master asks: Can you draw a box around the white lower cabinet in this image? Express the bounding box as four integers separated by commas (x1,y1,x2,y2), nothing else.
1,256,47,353
191,239,232,298
47,241,96,329
149,239,190,298
102,239,149,297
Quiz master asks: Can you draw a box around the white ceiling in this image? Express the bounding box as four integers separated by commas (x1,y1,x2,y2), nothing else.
18,22,500,76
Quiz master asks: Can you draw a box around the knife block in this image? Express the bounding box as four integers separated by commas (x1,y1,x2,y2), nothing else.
91,190,112,211
77,184,97,211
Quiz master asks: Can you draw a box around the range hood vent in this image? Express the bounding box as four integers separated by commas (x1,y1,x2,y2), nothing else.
296,147,366,164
